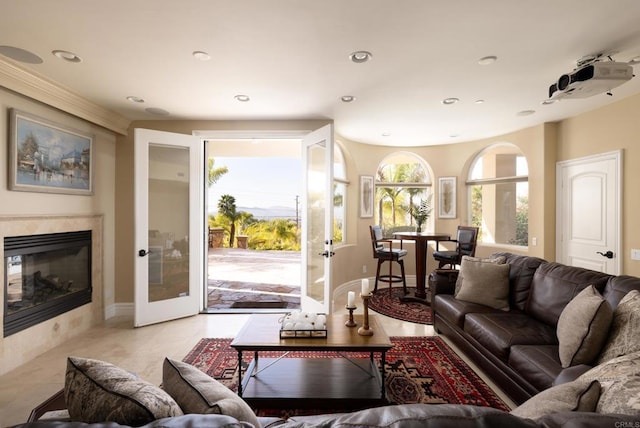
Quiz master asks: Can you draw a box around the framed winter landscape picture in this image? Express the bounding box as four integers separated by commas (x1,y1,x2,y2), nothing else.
8,109,94,195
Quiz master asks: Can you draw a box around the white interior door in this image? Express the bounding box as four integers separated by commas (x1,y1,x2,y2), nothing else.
134,128,203,327
556,150,621,274
301,124,334,313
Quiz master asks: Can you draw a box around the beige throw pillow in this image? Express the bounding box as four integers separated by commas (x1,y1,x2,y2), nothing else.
579,351,640,415
597,290,640,364
162,358,260,427
65,356,183,425
510,379,600,420
557,285,613,368
455,256,510,311
454,255,506,295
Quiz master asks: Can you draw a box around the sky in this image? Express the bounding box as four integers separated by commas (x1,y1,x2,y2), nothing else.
208,157,302,211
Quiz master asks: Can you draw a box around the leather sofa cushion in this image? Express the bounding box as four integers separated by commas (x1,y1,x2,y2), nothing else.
491,252,547,311
509,345,563,391
603,274,640,309
526,262,611,327
433,294,502,328
464,313,557,361
287,403,534,428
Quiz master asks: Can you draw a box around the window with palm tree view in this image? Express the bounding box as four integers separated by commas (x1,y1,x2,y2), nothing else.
375,153,432,238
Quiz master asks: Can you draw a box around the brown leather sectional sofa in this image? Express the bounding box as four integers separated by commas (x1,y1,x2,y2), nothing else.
431,252,640,404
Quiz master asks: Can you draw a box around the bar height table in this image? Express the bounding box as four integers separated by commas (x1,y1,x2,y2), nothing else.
392,231,451,303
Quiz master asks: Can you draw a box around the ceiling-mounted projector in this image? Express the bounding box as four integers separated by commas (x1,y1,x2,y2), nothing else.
548,60,633,100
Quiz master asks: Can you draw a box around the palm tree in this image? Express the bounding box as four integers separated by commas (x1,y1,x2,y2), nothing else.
207,158,228,188
217,194,240,247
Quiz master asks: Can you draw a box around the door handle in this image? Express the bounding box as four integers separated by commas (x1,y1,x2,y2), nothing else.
318,250,335,258
597,250,614,259
138,249,152,257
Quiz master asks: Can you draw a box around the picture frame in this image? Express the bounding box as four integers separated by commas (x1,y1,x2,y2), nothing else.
359,175,374,218
8,108,94,195
438,176,457,218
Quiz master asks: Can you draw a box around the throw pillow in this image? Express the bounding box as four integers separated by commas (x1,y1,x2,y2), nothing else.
162,358,261,427
510,379,601,420
557,285,613,368
454,256,510,311
597,290,640,364
454,255,506,295
578,350,640,415
65,356,183,425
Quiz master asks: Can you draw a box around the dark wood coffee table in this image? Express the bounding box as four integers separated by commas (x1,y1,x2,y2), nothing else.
230,313,393,409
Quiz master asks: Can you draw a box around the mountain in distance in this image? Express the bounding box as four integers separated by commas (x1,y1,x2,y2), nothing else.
209,205,297,220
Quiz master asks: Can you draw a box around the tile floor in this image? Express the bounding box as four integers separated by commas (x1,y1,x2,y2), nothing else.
0,305,516,427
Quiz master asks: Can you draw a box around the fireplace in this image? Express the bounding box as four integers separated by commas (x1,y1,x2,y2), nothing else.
4,230,92,337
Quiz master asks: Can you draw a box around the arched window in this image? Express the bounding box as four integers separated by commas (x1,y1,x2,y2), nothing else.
333,144,347,244
375,152,432,237
467,143,528,246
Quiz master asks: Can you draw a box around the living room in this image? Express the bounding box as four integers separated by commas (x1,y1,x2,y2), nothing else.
2,1,640,426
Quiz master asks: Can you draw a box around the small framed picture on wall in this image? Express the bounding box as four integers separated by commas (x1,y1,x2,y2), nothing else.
360,175,374,218
438,177,457,218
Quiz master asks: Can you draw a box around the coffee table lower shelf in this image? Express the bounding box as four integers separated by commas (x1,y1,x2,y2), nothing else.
239,357,387,409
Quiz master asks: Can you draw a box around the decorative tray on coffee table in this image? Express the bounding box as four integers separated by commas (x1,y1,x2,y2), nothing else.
279,312,327,338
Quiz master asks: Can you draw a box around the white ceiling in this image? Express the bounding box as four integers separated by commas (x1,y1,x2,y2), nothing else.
3,0,640,146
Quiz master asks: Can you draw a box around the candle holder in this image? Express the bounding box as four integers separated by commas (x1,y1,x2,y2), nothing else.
358,293,374,336
345,305,357,327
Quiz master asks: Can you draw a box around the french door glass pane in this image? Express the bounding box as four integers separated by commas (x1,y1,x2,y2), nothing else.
148,144,190,303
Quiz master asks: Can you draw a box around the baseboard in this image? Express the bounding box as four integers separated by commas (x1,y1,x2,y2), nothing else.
105,302,134,320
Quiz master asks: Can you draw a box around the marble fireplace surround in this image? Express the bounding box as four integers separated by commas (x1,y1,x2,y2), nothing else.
0,214,103,376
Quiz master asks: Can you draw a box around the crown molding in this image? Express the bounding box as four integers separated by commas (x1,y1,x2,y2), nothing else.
0,58,130,135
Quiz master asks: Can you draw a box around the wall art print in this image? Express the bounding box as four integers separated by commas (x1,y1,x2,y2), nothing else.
8,108,94,195
360,175,374,218
438,176,456,218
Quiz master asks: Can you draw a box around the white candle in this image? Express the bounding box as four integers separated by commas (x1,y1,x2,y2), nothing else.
347,291,355,307
361,278,370,295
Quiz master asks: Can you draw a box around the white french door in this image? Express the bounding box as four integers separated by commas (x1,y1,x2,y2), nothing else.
301,124,334,313
556,150,621,274
134,128,203,327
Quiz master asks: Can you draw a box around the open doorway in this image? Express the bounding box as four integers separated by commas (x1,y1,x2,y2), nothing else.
204,139,302,312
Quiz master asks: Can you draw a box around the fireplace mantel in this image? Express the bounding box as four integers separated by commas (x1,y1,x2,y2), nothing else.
0,214,103,376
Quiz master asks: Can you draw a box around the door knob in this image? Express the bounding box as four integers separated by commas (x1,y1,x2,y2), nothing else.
597,250,614,259
138,249,152,257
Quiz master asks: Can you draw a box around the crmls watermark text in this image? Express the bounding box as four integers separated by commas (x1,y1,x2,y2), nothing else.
615,422,640,428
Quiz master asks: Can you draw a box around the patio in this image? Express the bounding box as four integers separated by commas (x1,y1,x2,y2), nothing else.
206,248,301,311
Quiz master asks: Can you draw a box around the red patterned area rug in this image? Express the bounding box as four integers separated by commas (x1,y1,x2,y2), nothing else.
369,287,433,325
182,337,509,416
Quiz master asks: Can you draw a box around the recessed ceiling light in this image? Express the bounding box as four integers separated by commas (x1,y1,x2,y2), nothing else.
478,55,498,65
349,50,372,63
126,96,145,103
0,46,43,64
541,99,557,105
475,99,485,104
234,94,250,102
517,110,536,116
442,97,460,105
145,107,170,116
450,134,460,138
382,133,391,137
340,95,356,102
52,50,82,63
192,51,211,61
